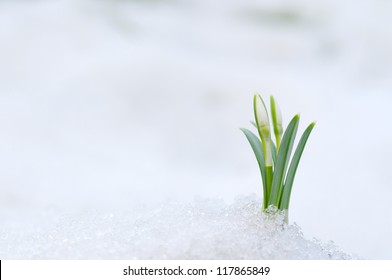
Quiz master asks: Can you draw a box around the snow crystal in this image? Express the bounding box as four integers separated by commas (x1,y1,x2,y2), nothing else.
0,195,354,259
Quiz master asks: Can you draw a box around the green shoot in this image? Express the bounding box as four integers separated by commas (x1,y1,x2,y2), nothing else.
270,96,283,150
241,94,315,219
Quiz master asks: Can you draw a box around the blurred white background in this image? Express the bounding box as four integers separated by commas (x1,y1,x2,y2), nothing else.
1,0,392,259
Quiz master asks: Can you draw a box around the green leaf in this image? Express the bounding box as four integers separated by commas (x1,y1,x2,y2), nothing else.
268,115,300,206
240,128,268,208
280,122,316,210
271,141,277,164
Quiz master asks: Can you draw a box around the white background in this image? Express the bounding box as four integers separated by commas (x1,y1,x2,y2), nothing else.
0,0,391,259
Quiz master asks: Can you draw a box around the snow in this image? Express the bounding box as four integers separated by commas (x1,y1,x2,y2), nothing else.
1,0,392,259
0,195,353,259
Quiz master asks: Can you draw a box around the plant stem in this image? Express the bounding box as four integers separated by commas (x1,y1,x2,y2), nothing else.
265,166,273,206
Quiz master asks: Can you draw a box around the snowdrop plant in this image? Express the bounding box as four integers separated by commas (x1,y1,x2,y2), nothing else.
241,94,315,216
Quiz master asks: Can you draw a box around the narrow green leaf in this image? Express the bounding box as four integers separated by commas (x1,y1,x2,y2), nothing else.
240,128,268,208
280,122,316,210
271,141,277,164
268,115,299,206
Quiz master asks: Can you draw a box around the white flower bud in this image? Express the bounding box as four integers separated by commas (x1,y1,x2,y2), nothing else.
254,94,273,166
270,95,283,149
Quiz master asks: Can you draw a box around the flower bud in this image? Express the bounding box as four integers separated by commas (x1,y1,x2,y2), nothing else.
270,95,283,149
254,94,273,166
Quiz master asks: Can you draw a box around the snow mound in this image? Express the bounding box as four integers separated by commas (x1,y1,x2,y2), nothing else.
0,195,353,259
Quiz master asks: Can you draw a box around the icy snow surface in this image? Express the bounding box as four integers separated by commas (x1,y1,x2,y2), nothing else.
0,195,353,259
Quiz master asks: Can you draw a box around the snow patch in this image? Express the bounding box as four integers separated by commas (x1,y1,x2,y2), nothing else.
0,195,353,259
